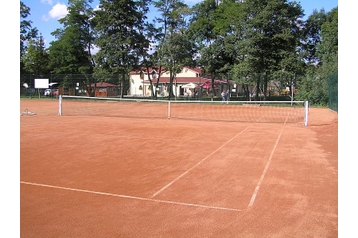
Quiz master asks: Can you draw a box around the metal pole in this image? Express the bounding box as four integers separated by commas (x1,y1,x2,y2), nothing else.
167,101,171,119
58,95,62,116
291,83,293,105
304,101,309,126
291,74,294,106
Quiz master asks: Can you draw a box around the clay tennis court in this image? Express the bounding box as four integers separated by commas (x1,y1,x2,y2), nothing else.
20,98,338,237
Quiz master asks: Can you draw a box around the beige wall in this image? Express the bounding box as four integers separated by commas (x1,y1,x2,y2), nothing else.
129,67,199,97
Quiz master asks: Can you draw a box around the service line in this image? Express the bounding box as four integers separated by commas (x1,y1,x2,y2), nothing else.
20,181,240,212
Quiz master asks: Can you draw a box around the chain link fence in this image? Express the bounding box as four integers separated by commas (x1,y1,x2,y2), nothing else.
327,72,338,112
20,74,126,97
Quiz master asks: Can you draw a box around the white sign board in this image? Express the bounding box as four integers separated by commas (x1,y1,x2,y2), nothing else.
34,78,49,89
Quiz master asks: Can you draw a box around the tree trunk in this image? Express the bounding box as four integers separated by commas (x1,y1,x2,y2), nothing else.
120,72,125,98
243,84,250,101
168,70,174,100
263,73,268,101
211,72,215,101
255,75,260,101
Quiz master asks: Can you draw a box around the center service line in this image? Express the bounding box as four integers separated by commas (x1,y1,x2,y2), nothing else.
151,124,253,198
248,118,288,207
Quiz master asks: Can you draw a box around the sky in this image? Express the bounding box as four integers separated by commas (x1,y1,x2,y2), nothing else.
21,0,338,48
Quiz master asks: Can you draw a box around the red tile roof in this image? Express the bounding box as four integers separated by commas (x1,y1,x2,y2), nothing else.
90,82,118,87
147,77,232,85
129,66,202,75
146,77,208,84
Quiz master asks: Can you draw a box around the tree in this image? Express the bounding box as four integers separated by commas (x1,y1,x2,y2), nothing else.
295,7,338,106
205,0,250,99
131,7,160,99
47,0,95,92
242,0,304,100
188,0,220,100
93,0,150,98
153,0,194,99
301,9,327,65
318,7,338,75
49,0,95,73
20,1,38,74
21,35,50,76
210,0,248,95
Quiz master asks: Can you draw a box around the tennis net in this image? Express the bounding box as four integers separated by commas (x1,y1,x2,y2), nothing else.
59,95,309,126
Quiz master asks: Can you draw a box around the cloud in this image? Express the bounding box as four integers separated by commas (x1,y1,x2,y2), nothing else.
94,5,101,11
41,0,54,5
49,3,68,19
41,14,51,21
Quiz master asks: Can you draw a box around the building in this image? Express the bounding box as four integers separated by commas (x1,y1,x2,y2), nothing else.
129,67,232,98
86,82,119,97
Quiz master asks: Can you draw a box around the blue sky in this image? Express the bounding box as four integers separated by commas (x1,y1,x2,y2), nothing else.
21,0,338,48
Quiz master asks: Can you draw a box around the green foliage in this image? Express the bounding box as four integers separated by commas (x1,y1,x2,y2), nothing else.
93,0,150,73
20,1,38,73
188,0,217,47
154,0,194,99
318,7,338,75
19,0,338,107
47,0,94,75
93,0,150,97
296,7,338,107
22,35,50,75
301,9,327,65
243,0,304,73
295,67,328,106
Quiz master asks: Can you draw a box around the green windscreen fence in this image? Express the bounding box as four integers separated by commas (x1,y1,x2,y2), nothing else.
328,72,338,112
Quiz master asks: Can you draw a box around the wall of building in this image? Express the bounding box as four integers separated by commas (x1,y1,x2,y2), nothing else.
129,67,200,97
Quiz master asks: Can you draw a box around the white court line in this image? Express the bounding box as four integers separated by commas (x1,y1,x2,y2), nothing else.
151,124,253,198
20,181,240,212
248,116,288,207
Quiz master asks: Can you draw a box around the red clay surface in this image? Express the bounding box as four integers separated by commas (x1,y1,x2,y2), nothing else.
20,99,338,237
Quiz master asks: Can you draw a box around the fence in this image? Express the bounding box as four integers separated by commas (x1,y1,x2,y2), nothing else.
20,74,125,97
327,72,338,112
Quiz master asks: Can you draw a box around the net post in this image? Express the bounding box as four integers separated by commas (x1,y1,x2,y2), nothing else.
58,95,62,116
304,101,309,126
167,101,171,119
